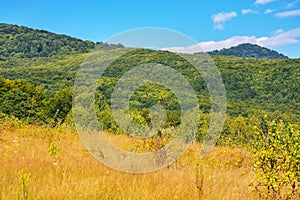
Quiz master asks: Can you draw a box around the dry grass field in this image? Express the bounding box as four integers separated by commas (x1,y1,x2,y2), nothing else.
0,122,256,200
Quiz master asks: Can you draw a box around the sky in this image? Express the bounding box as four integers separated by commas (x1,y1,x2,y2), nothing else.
1,0,300,57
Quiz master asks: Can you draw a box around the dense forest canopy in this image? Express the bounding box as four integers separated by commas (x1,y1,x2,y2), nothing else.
1,49,298,116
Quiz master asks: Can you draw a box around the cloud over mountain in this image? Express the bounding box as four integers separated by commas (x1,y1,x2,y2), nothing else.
162,27,300,53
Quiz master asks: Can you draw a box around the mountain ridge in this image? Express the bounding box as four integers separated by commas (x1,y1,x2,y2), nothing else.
206,43,288,59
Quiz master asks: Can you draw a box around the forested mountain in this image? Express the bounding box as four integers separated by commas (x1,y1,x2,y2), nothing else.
207,43,288,59
0,23,123,60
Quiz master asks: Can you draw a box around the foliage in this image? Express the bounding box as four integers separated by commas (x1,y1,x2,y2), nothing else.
0,112,23,132
214,56,300,117
46,87,73,126
95,42,124,50
0,76,46,122
48,141,60,156
252,117,300,199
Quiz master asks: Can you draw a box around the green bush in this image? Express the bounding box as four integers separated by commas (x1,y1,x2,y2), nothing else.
252,116,300,199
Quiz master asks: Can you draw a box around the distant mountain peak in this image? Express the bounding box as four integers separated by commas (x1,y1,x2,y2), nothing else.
207,43,288,59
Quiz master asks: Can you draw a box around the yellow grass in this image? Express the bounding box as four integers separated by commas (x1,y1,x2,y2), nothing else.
0,123,256,199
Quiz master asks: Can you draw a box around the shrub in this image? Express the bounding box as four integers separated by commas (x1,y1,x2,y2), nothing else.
252,117,300,199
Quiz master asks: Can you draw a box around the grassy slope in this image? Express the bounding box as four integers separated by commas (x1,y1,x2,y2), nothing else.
0,121,254,200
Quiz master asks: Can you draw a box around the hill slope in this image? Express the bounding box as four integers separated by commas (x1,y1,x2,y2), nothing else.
207,43,288,59
0,23,124,60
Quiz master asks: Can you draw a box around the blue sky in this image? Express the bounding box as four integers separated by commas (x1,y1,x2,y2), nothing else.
1,0,300,57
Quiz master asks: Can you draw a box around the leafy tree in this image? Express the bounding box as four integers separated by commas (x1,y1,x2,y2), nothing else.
47,87,72,125
0,77,46,122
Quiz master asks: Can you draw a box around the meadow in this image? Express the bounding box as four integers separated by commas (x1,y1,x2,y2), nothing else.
0,120,255,200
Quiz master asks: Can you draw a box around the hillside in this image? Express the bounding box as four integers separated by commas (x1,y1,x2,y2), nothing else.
0,23,123,60
207,43,288,59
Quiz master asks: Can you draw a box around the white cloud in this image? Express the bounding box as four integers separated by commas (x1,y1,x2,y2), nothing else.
264,9,276,14
241,9,258,14
255,0,274,5
214,23,225,30
212,11,237,23
162,27,300,54
275,9,300,17
287,0,300,8
273,29,284,35
212,11,237,30
287,3,294,8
